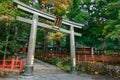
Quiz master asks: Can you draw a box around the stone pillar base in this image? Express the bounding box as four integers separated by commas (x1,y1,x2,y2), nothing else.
71,67,77,74
23,65,33,76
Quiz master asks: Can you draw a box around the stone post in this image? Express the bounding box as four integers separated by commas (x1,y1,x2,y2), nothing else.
70,26,77,74
24,14,38,76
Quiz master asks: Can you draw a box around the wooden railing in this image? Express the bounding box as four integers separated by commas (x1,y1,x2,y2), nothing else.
35,53,120,63
0,58,23,71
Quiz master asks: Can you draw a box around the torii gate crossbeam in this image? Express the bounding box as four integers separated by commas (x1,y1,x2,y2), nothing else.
17,16,81,37
13,0,84,76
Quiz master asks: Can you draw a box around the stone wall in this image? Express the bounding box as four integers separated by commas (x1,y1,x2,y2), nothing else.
78,61,120,77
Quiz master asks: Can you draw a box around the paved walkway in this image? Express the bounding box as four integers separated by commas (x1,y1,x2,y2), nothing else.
0,58,119,80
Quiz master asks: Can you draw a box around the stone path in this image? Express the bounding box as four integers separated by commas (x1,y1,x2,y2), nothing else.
0,58,119,80
33,59,64,74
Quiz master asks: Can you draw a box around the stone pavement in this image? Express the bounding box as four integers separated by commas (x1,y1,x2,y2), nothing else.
0,58,119,80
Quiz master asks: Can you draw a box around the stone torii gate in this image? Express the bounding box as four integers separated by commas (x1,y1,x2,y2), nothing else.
13,0,84,76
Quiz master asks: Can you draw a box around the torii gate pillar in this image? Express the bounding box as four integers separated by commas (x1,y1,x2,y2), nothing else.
24,14,38,76
70,26,77,74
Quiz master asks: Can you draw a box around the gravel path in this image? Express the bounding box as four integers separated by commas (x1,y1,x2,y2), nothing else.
0,58,119,80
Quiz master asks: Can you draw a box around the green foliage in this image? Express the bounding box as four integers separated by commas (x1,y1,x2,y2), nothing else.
8,40,22,54
103,20,120,40
74,12,89,22
49,57,61,64
0,41,9,54
36,28,44,45
79,66,86,72
67,0,81,20
106,25,120,40
0,21,23,57
63,65,71,71
62,57,71,65
74,0,120,50
104,50,114,55
102,1,120,50
49,57,72,71
0,0,31,58
107,2,120,9
83,0,91,5
0,0,119,58
0,0,17,17
48,32,64,42
56,61,63,68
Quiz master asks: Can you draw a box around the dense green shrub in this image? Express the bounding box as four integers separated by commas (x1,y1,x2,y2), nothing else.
49,57,61,64
64,64,71,71
56,61,63,68
49,57,72,71
105,50,114,55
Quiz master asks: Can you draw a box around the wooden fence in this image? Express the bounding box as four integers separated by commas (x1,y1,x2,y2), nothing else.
35,53,120,63
0,58,23,71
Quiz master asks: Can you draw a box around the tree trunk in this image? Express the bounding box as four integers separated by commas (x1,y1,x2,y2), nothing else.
43,30,48,57
4,32,9,59
102,40,106,54
66,35,70,54
55,40,60,54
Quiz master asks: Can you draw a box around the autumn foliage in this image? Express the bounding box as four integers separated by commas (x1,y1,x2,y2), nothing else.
41,0,73,16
